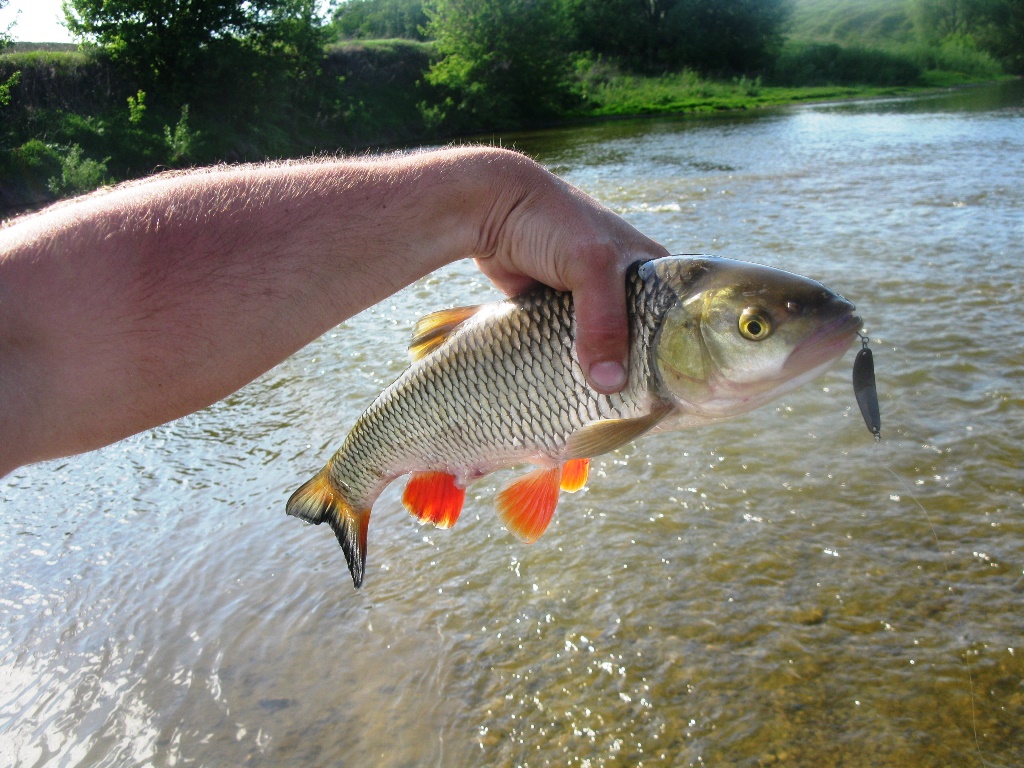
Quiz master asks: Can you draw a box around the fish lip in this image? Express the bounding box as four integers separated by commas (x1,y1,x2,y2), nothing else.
784,312,863,374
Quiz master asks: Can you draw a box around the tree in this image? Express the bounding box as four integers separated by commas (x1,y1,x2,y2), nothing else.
424,0,573,125
331,0,427,40
63,0,327,105
982,0,1024,72
568,0,668,70
914,0,1024,73
665,0,792,74
568,0,791,74
0,0,19,107
913,0,988,40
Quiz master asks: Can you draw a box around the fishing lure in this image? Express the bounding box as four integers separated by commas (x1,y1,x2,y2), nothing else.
853,334,881,441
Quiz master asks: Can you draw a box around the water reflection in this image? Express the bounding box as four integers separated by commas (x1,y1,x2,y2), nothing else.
3,81,1023,767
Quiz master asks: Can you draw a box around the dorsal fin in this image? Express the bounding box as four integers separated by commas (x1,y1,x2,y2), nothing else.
564,405,672,459
408,305,482,361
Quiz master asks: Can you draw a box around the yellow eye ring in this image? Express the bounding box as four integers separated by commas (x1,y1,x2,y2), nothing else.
738,308,772,341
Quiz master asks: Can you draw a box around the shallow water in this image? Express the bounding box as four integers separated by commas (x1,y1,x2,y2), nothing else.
2,81,1023,767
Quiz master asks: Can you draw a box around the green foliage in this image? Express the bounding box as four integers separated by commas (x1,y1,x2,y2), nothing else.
914,0,1024,73
0,67,17,106
909,34,1004,78
568,0,792,74
64,0,329,108
0,0,18,106
46,144,110,196
126,89,146,124
664,0,793,73
912,0,989,41
578,64,873,117
7,139,63,179
983,0,1024,73
425,0,574,126
790,0,916,45
791,0,1020,75
567,0,657,69
163,105,199,166
322,40,442,145
769,41,924,85
331,0,427,40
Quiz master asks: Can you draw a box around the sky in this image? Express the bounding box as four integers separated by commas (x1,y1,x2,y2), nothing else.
1,0,73,43
1,0,337,44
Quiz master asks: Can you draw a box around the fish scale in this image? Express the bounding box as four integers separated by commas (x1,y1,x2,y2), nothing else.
307,268,666,578
287,256,862,587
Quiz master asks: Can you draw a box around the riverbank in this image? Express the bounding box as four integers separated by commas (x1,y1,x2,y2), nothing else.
0,38,1012,218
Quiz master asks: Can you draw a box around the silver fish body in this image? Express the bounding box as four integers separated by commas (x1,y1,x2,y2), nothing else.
287,256,861,586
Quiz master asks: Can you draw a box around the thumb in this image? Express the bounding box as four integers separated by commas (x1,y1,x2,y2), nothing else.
570,256,632,394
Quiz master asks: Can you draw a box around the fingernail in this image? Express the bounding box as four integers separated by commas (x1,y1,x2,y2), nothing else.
589,361,627,392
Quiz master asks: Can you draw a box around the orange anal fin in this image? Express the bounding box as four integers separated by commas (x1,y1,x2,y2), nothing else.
496,467,562,544
559,458,590,493
402,471,466,529
286,468,370,588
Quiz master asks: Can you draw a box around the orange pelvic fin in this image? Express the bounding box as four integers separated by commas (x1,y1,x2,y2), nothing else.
408,305,482,361
286,467,370,588
559,458,590,493
496,466,562,544
402,471,466,529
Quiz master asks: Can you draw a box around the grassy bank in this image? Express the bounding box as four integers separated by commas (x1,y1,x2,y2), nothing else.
572,43,1006,119
578,69,901,118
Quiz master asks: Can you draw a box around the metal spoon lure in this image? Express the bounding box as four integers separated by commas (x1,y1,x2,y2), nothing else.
853,333,880,441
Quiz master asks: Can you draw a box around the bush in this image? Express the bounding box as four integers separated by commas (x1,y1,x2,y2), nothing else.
47,144,110,196
425,0,576,128
768,42,923,86
907,35,1003,79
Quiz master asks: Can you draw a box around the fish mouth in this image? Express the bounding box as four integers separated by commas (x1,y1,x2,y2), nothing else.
784,312,863,375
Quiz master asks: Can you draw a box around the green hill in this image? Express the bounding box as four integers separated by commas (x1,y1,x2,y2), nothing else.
790,0,916,45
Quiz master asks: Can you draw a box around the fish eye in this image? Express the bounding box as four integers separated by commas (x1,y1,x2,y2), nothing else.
738,308,772,341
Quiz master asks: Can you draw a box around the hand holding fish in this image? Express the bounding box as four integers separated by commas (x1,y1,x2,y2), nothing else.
472,167,668,392
0,147,663,477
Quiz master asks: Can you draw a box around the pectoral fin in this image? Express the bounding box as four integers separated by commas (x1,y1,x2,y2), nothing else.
403,471,466,529
564,405,671,459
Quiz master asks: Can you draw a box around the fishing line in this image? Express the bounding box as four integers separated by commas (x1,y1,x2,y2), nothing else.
881,464,986,766
853,334,986,764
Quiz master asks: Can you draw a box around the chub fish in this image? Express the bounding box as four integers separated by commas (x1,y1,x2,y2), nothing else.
287,256,862,587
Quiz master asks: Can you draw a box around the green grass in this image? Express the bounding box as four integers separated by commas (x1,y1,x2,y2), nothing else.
579,70,908,118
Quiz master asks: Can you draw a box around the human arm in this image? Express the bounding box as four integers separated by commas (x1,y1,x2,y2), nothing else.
0,146,667,476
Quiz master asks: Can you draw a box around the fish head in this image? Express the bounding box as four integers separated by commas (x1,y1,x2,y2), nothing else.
650,256,862,418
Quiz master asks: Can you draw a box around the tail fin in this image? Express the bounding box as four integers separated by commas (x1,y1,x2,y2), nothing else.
286,468,370,588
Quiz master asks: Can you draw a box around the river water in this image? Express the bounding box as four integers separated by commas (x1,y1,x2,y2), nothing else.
2,81,1022,767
